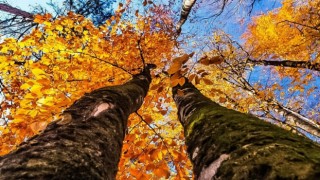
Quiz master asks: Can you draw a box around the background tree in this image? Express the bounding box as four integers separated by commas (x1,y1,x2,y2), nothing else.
0,3,35,39
176,0,319,140
33,0,116,26
173,79,320,179
0,68,151,179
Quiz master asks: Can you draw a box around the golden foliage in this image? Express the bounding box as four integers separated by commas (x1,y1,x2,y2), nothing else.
243,0,320,63
0,0,319,179
0,1,196,178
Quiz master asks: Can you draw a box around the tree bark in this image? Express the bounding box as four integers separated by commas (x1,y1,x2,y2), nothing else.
0,69,151,179
173,79,320,180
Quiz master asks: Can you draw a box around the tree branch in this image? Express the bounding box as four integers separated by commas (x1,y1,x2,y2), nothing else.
248,58,320,72
0,3,33,19
176,0,197,35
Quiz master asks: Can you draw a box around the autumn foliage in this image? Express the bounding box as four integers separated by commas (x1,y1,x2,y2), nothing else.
0,0,319,179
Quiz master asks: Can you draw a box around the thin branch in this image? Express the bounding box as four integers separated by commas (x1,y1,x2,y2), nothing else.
278,20,319,31
60,51,133,75
137,38,146,68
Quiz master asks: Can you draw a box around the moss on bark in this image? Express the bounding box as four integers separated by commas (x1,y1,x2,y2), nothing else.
0,69,151,180
173,80,320,179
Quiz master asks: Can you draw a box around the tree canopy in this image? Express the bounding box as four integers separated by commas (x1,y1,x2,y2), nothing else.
0,0,319,179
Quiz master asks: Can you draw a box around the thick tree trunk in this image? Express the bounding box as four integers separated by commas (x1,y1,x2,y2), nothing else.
173,79,320,180
0,70,151,179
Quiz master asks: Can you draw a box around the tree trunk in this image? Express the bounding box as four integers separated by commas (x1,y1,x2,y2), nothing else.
0,69,151,179
172,79,320,180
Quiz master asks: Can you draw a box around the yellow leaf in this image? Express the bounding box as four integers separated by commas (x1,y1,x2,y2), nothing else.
20,83,31,90
56,25,63,31
28,110,38,118
31,68,46,79
30,84,43,97
19,99,31,108
37,96,54,106
44,89,56,95
25,93,36,99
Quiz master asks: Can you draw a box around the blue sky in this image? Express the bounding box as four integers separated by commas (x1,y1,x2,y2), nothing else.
5,0,49,11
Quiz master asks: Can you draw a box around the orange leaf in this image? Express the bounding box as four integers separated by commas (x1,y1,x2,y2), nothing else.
177,89,184,96
144,115,153,124
151,149,162,161
178,77,185,86
200,55,224,65
167,53,194,75
175,53,193,64
189,74,196,82
170,74,181,87
130,169,141,178
157,86,164,93
154,168,170,178
143,0,147,6
195,76,200,85
146,164,155,171
167,62,182,75
203,78,213,85
219,97,227,103
29,121,47,133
